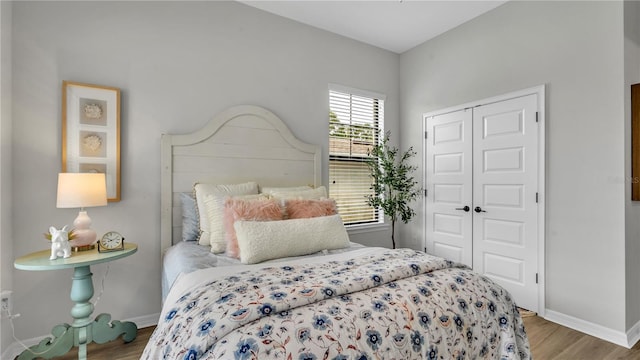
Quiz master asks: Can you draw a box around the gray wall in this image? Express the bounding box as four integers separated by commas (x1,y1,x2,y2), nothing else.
625,0,640,330
399,1,627,332
8,1,399,341
0,0,13,353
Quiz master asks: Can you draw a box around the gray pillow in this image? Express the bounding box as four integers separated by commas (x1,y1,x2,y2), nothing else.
180,192,199,241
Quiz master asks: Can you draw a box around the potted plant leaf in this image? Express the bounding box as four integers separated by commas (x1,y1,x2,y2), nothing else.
366,131,422,249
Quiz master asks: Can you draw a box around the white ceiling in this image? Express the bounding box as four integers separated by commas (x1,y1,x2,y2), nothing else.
241,1,507,54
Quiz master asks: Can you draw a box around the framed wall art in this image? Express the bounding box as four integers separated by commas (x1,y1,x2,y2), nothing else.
62,81,121,202
633,83,640,200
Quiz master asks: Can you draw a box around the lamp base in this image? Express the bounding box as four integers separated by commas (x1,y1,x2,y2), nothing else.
69,229,97,248
70,211,97,248
72,244,96,252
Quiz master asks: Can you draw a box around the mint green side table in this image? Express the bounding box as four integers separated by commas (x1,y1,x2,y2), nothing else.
14,242,138,360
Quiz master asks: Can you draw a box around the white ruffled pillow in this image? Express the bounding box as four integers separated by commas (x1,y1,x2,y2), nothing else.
233,214,349,264
193,182,259,247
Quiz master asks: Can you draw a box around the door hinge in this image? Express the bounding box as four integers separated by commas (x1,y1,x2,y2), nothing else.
535,111,539,123
535,192,538,203
424,131,428,139
535,273,539,284
424,189,428,197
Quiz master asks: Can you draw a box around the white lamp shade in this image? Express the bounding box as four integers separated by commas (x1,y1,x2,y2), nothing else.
57,173,108,208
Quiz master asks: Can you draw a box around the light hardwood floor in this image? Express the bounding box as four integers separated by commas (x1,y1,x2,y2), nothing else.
524,316,640,359
27,316,640,359
29,326,155,360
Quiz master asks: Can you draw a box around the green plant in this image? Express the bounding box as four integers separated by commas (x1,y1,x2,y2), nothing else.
366,131,422,249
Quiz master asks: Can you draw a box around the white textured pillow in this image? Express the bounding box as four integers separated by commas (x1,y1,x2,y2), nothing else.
269,186,327,200
193,182,259,247
260,185,312,196
234,214,349,264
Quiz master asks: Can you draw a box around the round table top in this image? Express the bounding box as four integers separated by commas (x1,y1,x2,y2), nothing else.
14,242,137,271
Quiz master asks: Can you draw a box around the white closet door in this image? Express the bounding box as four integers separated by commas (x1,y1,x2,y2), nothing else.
425,109,473,267
472,94,539,312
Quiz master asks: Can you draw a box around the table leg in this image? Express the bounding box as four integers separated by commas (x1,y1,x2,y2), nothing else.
17,265,137,360
70,265,94,360
92,313,137,344
70,265,95,328
16,324,74,360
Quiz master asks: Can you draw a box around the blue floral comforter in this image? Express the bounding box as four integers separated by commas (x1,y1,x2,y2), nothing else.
143,248,530,359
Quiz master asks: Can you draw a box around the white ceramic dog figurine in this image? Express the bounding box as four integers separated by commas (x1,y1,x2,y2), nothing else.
50,225,72,260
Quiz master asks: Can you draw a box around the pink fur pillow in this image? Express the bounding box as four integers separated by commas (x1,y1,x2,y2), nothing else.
224,198,284,258
286,199,338,219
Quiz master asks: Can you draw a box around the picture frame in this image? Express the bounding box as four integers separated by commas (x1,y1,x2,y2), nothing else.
633,83,640,200
62,81,121,202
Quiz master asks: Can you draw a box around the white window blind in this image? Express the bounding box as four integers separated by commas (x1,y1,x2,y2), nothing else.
329,87,384,226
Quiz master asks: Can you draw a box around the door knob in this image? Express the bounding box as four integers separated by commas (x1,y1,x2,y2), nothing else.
455,206,470,212
474,206,486,213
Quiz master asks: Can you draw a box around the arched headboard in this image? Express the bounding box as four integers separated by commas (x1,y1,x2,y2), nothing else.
160,105,322,253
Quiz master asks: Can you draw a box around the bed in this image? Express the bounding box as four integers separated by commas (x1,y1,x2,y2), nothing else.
144,105,531,359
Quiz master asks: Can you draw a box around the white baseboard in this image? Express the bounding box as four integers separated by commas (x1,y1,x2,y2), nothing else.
626,318,640,349
125,312,160,329
544,309,633,348
2,312,159,360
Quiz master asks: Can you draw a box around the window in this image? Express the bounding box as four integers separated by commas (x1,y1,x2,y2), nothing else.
329,85,385,226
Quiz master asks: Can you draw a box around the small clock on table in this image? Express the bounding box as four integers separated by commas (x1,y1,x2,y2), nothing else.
98,231,125,252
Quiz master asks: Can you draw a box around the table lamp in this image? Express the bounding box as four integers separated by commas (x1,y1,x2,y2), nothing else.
56,173,108,250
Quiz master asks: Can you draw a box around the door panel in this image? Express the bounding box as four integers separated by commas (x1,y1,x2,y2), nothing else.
483,110,524,138
483,253,525,284
472,94,538,312
434,243,466,263
483,184,524,208
483,147,523,172
425,109,473,267
484,219,524,246
433,184,463,204
434,153,464,174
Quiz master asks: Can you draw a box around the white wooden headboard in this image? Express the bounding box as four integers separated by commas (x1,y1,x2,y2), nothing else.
160,105,322,253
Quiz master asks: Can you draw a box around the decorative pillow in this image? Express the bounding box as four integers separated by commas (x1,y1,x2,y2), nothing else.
269,186,327,200
286,198,337,219
180,193,199,241
234,214,350,264
202,193,267,253
260,185,312,196
194,182,259,247
223,198,284,259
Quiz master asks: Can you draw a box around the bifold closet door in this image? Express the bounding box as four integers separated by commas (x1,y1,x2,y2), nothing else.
425,93,539,312
425,109,473,267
